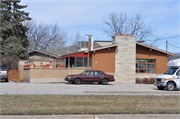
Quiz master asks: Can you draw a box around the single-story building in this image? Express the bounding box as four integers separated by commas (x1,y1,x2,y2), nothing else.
53,34,174,83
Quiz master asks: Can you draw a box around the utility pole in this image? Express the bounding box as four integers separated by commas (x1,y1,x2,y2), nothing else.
88,35,89,70
166,40,168,52
86,34,93,70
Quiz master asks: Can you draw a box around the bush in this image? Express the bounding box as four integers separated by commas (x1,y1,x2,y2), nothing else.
136,78,155,84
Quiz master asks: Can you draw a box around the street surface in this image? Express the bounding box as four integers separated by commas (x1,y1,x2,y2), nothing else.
0,81,179,95
1,114,180,119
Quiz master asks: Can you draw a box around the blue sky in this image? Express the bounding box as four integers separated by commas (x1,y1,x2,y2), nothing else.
21,0,180,53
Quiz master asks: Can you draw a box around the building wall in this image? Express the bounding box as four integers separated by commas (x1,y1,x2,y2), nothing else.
19,60,55,67
136,44,168,74
92,47,115,73
113,35,136,83
24,68,86,83
24,68,30,82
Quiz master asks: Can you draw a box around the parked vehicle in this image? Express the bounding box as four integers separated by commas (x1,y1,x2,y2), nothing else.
0,65,8,82
154,59,180,91
65,70,115,85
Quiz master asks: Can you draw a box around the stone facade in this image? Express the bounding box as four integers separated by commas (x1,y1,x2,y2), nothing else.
112,35,136,83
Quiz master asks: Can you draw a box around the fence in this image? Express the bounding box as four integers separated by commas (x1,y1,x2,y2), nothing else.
8,70,19,81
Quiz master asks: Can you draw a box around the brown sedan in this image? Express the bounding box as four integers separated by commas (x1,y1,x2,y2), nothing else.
64,70,115,85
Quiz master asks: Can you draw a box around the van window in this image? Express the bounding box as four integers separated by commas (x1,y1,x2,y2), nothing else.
164,68,178,75
176,70,179,76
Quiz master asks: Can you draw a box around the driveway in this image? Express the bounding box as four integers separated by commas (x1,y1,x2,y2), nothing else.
0,81,179,95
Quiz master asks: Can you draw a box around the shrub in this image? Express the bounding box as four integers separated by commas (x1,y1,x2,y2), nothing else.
136,78,155,84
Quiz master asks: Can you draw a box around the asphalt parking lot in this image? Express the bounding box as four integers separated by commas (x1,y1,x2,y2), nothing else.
0,81,179,95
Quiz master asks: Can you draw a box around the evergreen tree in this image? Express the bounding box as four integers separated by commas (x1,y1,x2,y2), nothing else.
0,0,31,64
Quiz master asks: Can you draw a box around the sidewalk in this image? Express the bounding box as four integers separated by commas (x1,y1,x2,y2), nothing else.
1,114,180,119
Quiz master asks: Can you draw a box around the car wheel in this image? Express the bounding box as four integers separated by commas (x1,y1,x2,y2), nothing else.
166,82,175,91
157,86,165,90
101,79,108,85
74,78,81,85
5,78,8,82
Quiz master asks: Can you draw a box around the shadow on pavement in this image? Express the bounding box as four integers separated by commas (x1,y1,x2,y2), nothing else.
153,87,180,91
65,82,114,85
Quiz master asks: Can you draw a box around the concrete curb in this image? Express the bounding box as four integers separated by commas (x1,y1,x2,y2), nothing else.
0,114,180,119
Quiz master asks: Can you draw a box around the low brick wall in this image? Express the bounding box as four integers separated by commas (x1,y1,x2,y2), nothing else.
24,68,30,82
25,68,86,83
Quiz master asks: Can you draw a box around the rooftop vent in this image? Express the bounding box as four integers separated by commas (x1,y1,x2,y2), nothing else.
77,41,88,49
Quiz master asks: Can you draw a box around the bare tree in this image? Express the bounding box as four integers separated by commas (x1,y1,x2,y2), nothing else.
23,19,68,51
69,31,85,45
168,52,180,61
101,12,156,42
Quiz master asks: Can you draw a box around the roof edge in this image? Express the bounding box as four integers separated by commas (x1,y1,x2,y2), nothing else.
136,42,175,56
28,50,59,58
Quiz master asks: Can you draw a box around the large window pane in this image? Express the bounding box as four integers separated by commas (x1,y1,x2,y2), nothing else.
139,70,146,73
148,70,155,73
84,57,87,67
136,64,138,68
139,64,146,68
76,57,83,67
139,59,146,63
89,57,92,67
148,64,155,68
148,59,155,63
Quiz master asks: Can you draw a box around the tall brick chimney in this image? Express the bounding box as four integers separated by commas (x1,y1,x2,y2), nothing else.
113,34,136,83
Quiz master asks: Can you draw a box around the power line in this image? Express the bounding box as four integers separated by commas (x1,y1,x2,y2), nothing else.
61,9,180,28
142,9,180,18
168,42,180,49
145,35,180,41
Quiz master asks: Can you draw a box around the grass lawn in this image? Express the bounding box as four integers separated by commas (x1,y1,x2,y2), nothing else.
0,95,180,115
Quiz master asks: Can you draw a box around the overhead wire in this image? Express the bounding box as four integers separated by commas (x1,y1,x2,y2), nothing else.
143,35,180,41
168,42,180,49
61,9,180,28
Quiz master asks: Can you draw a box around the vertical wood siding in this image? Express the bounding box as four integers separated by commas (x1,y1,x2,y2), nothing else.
136,44,168,74
92,47,115,73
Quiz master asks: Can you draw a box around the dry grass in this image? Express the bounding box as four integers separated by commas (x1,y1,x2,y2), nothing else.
0,95,179,115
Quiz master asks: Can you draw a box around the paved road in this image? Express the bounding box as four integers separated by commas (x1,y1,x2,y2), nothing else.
0,81,179,95
1,114,180,119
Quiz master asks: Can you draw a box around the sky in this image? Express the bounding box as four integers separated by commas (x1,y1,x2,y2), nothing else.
21,0,180,53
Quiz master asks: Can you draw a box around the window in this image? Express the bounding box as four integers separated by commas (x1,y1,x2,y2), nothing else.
75,57,92,68
176,70,180,76
94,71,102,76
136,59,155,73
86,71,93,75
164,68,178,75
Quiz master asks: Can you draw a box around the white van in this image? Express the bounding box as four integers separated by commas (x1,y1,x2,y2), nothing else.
154,59,180,91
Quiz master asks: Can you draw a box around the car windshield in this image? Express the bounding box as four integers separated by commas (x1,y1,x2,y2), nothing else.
79,70,87,75
164,68,178,75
